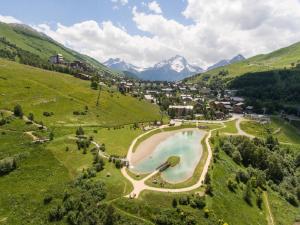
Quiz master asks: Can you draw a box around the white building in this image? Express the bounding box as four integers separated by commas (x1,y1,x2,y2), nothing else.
49,54,64,64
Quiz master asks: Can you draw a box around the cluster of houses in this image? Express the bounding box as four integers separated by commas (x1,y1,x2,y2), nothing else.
49,53,261,121
116,79,258,120
49,54,95,78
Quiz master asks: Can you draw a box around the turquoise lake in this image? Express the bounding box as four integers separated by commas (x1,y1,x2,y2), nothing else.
130,129,204,183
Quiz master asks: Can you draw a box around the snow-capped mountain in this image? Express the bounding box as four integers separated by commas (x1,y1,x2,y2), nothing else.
103,58,145,74
104,55,204,81
207,54,245,71
140,55,204,81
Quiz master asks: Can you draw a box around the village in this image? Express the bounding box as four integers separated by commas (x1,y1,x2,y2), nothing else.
49,53,271,124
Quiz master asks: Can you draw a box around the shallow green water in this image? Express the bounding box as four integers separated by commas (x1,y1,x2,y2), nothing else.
130,130,204,183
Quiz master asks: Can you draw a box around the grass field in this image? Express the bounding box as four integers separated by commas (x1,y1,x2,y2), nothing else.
240,117,300,145
0,22,115,75
267,189,300,225
0,59,161,127
219,119,238,134
187,40,300,84
0,119,70,225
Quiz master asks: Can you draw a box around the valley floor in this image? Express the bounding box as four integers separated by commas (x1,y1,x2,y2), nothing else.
1,110,299,225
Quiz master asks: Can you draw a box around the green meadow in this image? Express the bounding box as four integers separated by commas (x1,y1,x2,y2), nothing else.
0,59,161,127
188,41,300,83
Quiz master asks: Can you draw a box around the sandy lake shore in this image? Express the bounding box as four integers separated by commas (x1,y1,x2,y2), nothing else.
130,128,202,165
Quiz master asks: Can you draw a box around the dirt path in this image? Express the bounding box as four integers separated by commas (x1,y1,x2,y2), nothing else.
236,117,255,138
264,192,275,225
24,131,39,141
113,205,155,225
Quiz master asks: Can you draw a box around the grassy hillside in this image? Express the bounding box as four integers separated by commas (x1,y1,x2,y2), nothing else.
0,59,161,126
188,41,300,83
0,22,117,75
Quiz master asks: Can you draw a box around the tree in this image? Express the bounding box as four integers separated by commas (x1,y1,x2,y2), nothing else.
172,198,178,208
227,178,238,192
49,131,54,141
256,190,263,209
115,159,122,169
90,80,98,90
95,159,104,172
232,151,242,164
28,113,34,121
222,141,235,156
76,127,84,136
265,135,278,151
104,204,117,225
244,181,252,205
13,104,23,118
100,144,106,152
83,146,87,154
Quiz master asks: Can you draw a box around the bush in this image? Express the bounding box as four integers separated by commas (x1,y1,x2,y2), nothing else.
28,113,34,121
0,157,17,176
204,209,209,218
205,184,213,196
48,205,65,222
115,159,122,169
172,198,177,208
243,181,252,206
13,104,23,118
236,170,249,184
44,195,53,205
256,191,263,209
286,194,299,207
227,178,238,192
0,118,7,126
76,127,84,136
191,196,206,209
179,196,190,205
95,160,104,172
43,112,53,117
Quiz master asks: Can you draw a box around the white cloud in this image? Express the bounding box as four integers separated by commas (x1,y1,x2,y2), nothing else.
0,15,22,24
33,20,174,68
148,1,162,14
111,0,128,6
30,0,300,69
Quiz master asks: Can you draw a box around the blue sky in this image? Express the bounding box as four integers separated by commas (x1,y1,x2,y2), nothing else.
0,0,192,35
1,0,300,68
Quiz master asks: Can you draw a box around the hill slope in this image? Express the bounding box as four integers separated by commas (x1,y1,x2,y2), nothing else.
187,41,300,83
0,22,116,75
0,59,161,126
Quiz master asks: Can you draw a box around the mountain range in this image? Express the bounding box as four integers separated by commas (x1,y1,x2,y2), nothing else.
104,54,245,81
104,55,204,81
207,54,246,71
